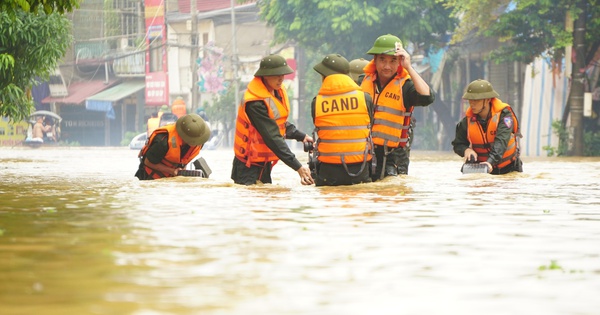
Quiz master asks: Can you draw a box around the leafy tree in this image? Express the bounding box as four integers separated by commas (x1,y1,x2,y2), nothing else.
259,0,456,60
204,83,240,147
257,0,458,136
1,0,79,14
445,0,599,64
0,1,78,122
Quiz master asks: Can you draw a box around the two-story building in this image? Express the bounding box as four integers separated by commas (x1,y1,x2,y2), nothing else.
36,0,289,146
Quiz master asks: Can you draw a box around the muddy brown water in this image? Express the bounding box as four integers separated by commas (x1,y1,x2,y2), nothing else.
1,147,599,315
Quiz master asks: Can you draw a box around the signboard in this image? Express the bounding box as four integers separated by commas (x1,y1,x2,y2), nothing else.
144,0,168,106
145,72,168,105
48,68,68,97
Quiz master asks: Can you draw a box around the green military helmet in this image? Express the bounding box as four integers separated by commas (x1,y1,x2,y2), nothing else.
159,104,170,112
366,34,402,55
313,53,350,77
462,79,499,100
349,58,369,82
254,54,294,77
176,113,210,147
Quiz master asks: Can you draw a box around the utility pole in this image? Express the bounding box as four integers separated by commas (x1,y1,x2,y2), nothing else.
231,0,240,110
191,0,199,113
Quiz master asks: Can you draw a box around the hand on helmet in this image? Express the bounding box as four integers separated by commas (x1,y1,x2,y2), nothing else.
394,43,411,69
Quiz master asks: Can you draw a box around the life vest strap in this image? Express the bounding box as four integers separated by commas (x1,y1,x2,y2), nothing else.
236,116,250,128
317,125,369,131
318,150,365,157
319,138,368,144
235,129,249,142
253,151,275,158
471,143,490,149
373,118,403,129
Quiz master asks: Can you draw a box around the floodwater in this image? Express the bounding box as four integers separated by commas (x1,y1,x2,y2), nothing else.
1,146,599,315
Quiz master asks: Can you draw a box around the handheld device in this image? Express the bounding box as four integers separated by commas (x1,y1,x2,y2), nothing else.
395,41,403,52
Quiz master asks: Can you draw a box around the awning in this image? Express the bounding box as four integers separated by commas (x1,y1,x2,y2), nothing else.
85,81,145,119
41,80,118,105
86,80,145,104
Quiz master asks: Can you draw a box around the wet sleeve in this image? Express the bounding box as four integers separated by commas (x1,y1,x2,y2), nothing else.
285,121,307,141
451,117,470,157
487,109,514,166
245,101,303,171
145,134,169,164
402,79,435,110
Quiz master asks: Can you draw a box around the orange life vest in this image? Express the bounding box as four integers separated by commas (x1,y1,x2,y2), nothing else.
361,60,412,148
138,124,201,179
466,98,519,169
314,74,372,165
172,104,187,118
233,77,289,167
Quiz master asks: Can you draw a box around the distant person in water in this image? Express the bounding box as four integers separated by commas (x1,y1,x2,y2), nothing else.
451,79,523,174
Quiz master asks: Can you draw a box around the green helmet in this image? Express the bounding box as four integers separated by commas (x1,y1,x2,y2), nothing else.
254,54,294,77
462,79,499,100
176,114,210,146
366,34,402,55
349,58,369,82
313,53,350,77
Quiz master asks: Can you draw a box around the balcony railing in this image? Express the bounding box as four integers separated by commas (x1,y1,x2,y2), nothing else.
111,50,146,77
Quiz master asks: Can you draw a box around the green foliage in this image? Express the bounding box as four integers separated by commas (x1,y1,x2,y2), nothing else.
544,119,600,157
0,8,72,121
583,130,600,156
103,0,121,41
412,120,439,150
543,120,570,156
60,140,80,146
538,260,563,271
259,0,457,59
205,84,239,145
538,260,583,273
121,131,140,146
1,0,80,14
445,0,600,64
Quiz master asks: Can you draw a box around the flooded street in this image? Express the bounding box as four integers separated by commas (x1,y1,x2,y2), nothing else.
1,146,599,315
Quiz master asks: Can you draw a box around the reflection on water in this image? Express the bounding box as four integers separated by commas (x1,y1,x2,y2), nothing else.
1,147,600,315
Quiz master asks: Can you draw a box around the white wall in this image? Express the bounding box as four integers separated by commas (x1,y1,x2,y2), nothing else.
520,58,569,157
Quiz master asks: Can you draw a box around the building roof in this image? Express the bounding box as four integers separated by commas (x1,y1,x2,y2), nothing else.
41,80,119,105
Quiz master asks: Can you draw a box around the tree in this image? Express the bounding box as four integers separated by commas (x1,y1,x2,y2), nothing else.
205,83,240,147
445,0,600,155
0,1,78,122
1,0,79,14
257,0,458,137
259,0,456,59
445,0,599,64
